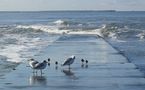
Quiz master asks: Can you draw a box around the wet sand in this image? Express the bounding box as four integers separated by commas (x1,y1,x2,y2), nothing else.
0,35,145,90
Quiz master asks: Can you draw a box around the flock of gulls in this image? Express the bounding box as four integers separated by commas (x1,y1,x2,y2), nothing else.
28,55,88,74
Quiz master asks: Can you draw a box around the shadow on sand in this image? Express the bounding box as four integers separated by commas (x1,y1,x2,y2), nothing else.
62,69,78,80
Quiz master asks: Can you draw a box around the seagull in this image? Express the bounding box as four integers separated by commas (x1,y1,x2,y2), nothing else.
28,59,47,74
81,59,85,68
81,59,85,65
55,61,58,65
34,60,47,74
85,60,88,64
55,61,58,70
47,58,50,62
47,58,50,66
85,60,88,68
62,55,75,69
28,58,39,73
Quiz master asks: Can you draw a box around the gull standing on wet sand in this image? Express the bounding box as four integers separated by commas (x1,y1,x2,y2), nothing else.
28,58,39,73
34,60,47,74
28,59,47,74
62,55,75,69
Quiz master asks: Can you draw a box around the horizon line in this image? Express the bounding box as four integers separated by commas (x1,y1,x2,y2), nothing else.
0,10,145,12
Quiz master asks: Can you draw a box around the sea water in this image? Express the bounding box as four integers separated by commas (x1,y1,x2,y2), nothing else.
0,11,145,75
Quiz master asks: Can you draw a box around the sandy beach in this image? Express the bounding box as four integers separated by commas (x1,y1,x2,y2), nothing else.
0,35,145,90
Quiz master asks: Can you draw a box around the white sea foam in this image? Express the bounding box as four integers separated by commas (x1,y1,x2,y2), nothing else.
1,45,25,63
136,33,145,40
16,24,103,37
0,28,60,63
108,32,117,39
53,20,67,25
16,25,70,34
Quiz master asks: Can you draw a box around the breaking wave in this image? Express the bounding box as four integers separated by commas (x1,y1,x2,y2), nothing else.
99,23,145,40
16,22,145,41
0,25,60,63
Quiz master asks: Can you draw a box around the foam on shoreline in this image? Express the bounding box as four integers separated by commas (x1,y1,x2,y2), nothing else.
16,25,103,37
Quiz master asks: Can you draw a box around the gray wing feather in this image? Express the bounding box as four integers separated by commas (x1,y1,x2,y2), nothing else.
63,58,72,66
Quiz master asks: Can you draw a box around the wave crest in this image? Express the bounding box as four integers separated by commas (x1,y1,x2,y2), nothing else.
100,24,145,40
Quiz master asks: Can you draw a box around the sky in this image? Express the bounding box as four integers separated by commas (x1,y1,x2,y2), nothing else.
0,0,144,11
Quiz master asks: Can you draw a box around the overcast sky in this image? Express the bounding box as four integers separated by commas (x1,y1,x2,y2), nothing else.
0,0,144,11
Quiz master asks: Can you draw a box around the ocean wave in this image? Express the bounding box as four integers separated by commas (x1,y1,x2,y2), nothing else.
15,22,145,41
16,25,70,34
53,19,68,25
53,19,83,25
0,26,60,63
100,24,145,40
16,24,103,37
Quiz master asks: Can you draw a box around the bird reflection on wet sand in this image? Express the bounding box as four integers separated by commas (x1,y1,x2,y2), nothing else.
81,63,88,68
29,75,47,86
62,69,78,80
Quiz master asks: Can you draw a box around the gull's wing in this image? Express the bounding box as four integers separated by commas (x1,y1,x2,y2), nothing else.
63,58,72,66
